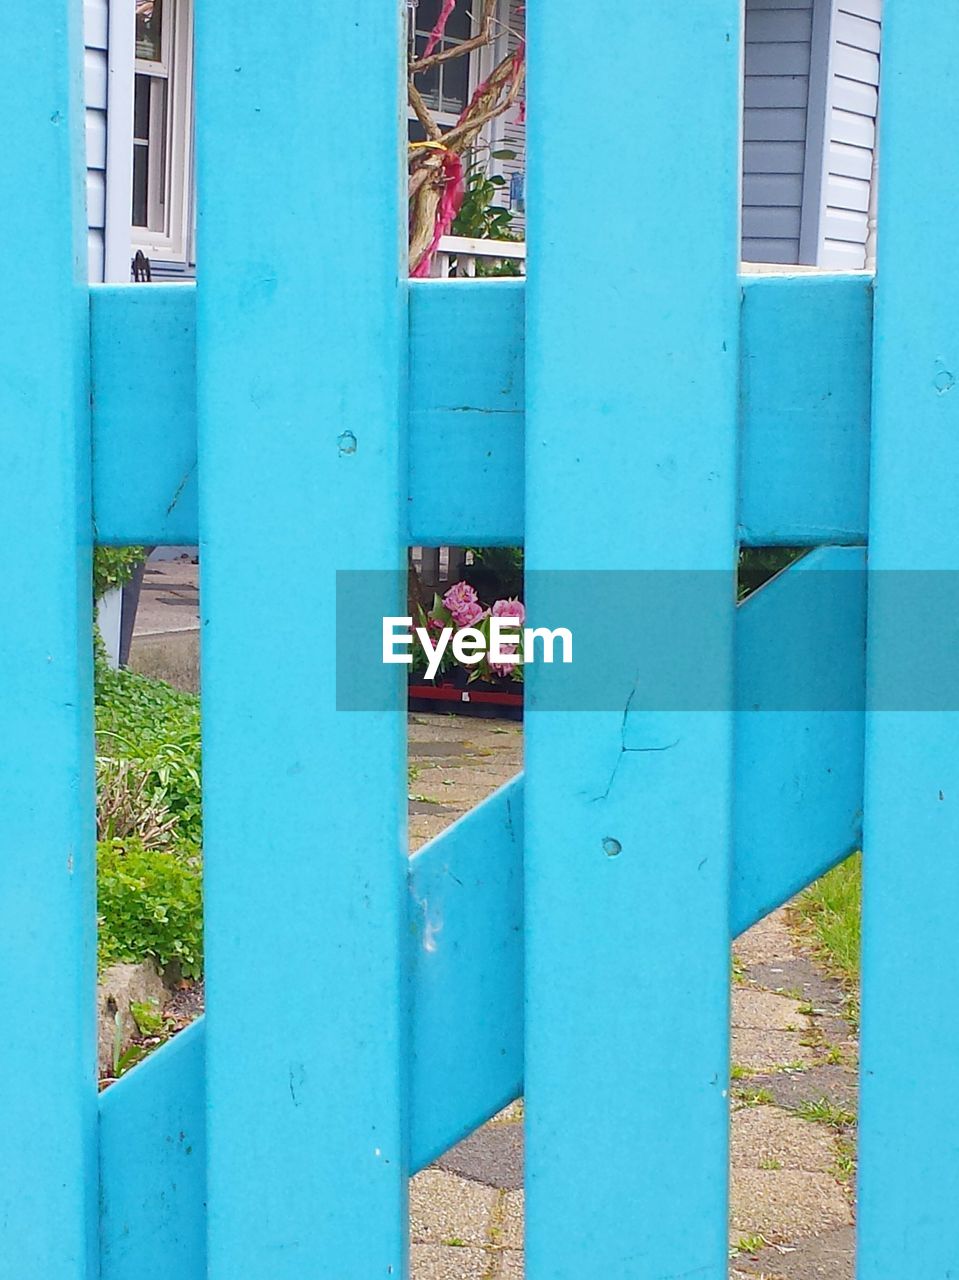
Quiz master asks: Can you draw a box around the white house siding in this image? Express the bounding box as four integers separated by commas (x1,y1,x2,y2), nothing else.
85,0,109,282
816,0,882,268
741,0,814,264
489,0,526,234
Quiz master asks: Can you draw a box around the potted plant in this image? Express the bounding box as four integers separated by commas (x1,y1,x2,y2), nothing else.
408,581,524,720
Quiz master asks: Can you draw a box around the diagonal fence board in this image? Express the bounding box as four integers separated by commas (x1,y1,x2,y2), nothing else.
91,275,872,550
98,549,866,1273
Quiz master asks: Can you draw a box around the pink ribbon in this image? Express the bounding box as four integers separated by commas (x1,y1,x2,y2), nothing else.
411,150,466,277
422,0,457,59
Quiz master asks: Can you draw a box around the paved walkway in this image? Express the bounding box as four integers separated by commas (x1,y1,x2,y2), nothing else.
133,564,859,1278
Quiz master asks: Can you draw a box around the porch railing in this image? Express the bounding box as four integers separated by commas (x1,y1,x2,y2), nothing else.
432,234,527,278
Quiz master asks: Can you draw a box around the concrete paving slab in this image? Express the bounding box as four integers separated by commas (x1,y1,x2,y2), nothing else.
731,1107,838,1173
758,1064,858,1114
733,988,811,1032
732,1028,817,1072
736,911,796,967
134,560,199,634
496,1251,523,1278
411,1244,493,1279
735,1225,855,1280
730,1169,853,1245
410,1170,498,1247
498,1191,523,1251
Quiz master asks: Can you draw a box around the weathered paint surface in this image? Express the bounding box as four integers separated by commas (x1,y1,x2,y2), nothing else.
0,2,98,1276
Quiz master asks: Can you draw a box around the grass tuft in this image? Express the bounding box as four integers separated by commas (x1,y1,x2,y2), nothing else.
793,853,861,981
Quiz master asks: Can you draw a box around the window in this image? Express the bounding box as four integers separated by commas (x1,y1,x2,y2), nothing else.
133,0,193,262
408,0,479,142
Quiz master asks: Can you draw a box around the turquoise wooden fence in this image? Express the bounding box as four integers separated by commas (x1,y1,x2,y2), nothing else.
0,2,953,1277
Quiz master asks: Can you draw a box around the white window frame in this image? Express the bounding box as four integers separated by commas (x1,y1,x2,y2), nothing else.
132,0,194,264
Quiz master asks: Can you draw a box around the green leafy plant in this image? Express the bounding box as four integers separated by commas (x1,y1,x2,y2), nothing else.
93,546,146,602
130,998,167,1037
94,661,204,979
98,837,203,978
96,663,202,846
451,154,524,277
735,1234,768,1256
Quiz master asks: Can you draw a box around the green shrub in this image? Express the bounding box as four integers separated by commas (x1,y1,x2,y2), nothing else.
98,838,203,978
95,661,204,975
96,664,202,846
93,547,146,602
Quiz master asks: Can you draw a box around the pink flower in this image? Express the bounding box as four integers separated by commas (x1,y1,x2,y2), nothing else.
490,637,520,677
443,581,483,627
492,597,525,626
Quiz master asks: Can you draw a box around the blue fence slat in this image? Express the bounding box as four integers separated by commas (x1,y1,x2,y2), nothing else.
740,274,872,547
524,4,740,1275
0,2,97,1276
91,286,197,546
195,3,410,1277
859,7,959,1276
90,277,873,551
408,280,525,546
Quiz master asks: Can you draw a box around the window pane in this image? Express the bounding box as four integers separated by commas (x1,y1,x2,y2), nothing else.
414,34,440,109
136,0,163,61
415,0,471,44
132,145,149,227
441,45,469,115
445,2,472,41
134,74,150,140
416,0,441,31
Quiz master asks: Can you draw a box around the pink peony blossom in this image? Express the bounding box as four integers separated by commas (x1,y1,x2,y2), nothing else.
490,642,520,678
491,597,525,626
443,581,482,627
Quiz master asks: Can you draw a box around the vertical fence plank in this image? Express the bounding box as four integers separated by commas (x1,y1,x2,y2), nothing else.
524,4,741,1276
195,3,409,1276
859,8,959,1276
0,1,96,1275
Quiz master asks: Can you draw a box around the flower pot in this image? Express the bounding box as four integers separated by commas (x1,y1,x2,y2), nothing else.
408,674,523,721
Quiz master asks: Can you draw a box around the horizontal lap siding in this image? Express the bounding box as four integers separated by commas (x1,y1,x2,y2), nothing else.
742,0,814,264
819,0,882,269
85,0,108,281
490,0,526,234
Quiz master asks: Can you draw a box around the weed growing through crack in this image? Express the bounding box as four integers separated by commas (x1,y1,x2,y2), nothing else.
796,1097,856,1129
